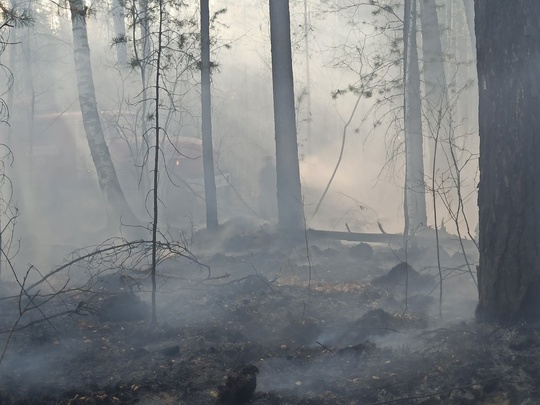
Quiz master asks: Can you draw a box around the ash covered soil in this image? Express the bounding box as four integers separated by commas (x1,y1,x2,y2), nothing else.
0,222,538,404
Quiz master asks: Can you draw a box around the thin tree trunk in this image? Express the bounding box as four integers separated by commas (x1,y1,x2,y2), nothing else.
136,0,151,199
138,0,150,70
269,0,304,231
302,0,311,157
404,0,427,235
69,0,137,225
150,0,164,326
111,0,128,67
200,0,218,231
462,0,475,55
419,0,451,180
14,16,35,253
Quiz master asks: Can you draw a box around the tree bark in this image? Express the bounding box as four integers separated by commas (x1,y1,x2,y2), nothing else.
200,0,218,231
475,0,540,321
404,0,427,235
269,0,304,231
69,0,137,225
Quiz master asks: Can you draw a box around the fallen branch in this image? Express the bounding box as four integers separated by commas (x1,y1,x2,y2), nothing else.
367,367,513,405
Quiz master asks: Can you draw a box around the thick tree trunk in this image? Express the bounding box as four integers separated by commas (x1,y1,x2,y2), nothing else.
404,0,427,235
269,0,304,231
200,0,218,230
69,0,137,225
475,0,540,321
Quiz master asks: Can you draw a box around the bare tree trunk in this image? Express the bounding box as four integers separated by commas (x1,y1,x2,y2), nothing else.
302,0,312,157
150,0,164,326
69,0,137,225
200,0,218,231
111,0,128,67
269,0,303,231
404,0,427,235
135,0,151,200
475,0,540,321
419,0,451,181
462,0,475,54
138,0,150,71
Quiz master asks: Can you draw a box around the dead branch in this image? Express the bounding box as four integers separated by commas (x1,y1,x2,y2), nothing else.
367,368,513,405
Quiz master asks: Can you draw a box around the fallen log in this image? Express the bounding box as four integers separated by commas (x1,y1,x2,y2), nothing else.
307,229,400,244
306,228,477,252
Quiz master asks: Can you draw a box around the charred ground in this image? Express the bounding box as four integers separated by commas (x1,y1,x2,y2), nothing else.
0,223,537,404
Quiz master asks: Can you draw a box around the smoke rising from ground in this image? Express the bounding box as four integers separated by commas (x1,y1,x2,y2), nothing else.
0,2,482,403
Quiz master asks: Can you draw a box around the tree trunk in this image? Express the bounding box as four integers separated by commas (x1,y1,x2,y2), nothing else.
404,0,427,235
69,0,137,225
135,0,151,200
269,0,304,231
419,0,452,182
150,0,164,326
462,0,475,54
111,0,128,67
475,0,540,321
200,0,218,231
138,0,150,69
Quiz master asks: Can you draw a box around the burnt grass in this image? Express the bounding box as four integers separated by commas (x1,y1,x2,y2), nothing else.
0,230,539,404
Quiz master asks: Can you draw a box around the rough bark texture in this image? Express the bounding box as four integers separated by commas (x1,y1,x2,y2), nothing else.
200,0,218,231
69,0,136,224
475,0,540,321
269,0,304,231
404,0,427,234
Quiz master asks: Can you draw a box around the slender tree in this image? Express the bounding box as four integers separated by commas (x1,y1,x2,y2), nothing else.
475,0,540,321
269,0,303,231
200,0,218,231
462,0,475,54
111,0,128,67
69,0,137,225
126,0,153,205
301,0,312,157
403,0,426,236
419,0,451,181
149,0,164,326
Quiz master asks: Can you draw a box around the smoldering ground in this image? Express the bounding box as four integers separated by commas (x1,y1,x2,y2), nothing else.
0,222,510,404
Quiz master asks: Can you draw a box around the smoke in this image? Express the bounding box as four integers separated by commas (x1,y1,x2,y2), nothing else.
0,2,480,402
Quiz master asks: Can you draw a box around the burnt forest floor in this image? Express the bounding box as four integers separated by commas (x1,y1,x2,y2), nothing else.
0,223,539,404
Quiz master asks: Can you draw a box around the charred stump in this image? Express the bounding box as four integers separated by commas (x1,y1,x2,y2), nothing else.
217,363,259,403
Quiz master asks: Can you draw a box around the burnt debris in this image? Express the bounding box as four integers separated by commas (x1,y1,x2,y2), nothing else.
217,363,259,403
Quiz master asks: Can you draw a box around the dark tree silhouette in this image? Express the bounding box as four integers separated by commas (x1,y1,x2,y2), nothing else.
269,0,303,231
475,0,540,321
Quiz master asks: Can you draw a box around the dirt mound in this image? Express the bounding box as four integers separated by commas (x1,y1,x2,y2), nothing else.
372,262,436,293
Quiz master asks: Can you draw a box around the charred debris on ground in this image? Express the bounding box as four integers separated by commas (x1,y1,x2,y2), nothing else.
0,225,536,404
